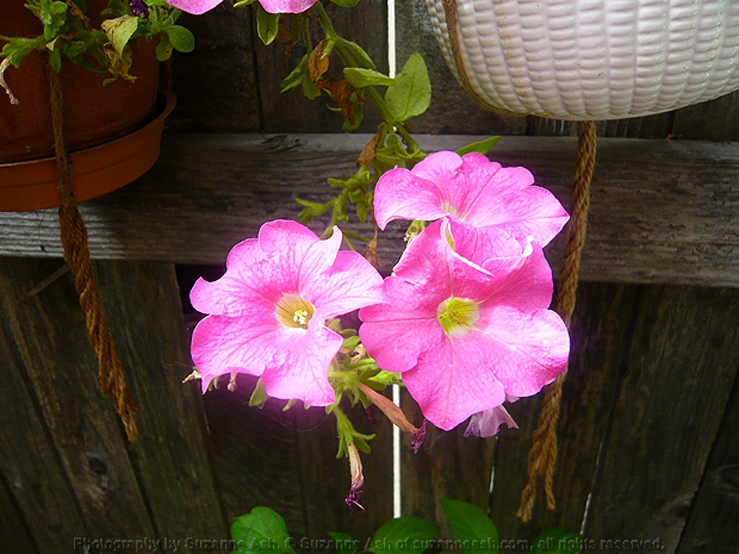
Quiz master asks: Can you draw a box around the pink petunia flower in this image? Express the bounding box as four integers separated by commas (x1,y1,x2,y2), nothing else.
374,151,569,250
190,220,384,406
165,0,317,15
358,219,569,430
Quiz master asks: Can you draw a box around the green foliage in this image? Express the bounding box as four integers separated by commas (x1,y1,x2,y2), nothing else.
330,0,360,7
456,136,501,156
231,507,295,554
364,517,440,554
0,0,191,76
344,68,395,88
440,499,498,554
257,4,280,45
384,53,431,124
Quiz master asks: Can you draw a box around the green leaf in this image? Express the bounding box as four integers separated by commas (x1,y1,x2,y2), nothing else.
364,517,439,554
280,55,308,92
529,529,583,554
101,15,138,58
155,35,173,61
48,48,62,72
338,38,375,69
344,68,395,89
165,25,195,53
257,4,280,46
384,52,431,124
439,499,498,554
231,506,295,554
328,532,358,554
329,0,359,7
456,136,501,156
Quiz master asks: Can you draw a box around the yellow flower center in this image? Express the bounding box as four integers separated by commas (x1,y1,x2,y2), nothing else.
437,297,479,337
275,293,315,330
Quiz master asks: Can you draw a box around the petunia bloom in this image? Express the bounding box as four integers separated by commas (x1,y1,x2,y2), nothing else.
164,0,317,15
373,151,569,250
190,220,384,406
358,219,569,430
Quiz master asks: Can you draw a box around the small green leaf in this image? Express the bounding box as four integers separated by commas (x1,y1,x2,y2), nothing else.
48,48,62,72
231,506,295,554
328,532,358,554
101,15,138,58
329,0,359,7
338,38,375,69
155,35,173,61
165,25,195,53
529,529,583,554
233,0,258,6
248,378,269,407
384,52,431,123
456,136,501,156
364,517,439,554
344,68,395,89
439,499,498,554
280,55,308,92
257,4,280,46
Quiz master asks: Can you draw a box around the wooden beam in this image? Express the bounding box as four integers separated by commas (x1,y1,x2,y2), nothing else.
1,133,738,287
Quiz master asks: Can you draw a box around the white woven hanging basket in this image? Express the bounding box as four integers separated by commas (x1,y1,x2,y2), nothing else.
427,0,739,120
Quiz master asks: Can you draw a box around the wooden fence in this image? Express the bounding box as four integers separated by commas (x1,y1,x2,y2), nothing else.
1,1,738,553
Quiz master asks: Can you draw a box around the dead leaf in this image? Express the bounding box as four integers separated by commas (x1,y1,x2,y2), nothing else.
308,38,330,83
357,128,381,167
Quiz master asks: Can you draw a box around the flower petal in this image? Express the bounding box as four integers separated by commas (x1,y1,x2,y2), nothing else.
402,334,507,430
165,0,222,15
260,318,340,406
258,0,317,13
475,307,569,397
309,249,385,318
464,405,518,437
373,167,448,230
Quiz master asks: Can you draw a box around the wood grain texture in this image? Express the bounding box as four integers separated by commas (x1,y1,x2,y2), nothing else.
489,283,639,544
676,374,739,554
201,374,394,548
256,0,388,133
582,285,739,552
2,134,739,287
672,90,739,142
0,473,38,554
167,7,262,132
94,261,230,546
399,390,495,534
0,257,155,548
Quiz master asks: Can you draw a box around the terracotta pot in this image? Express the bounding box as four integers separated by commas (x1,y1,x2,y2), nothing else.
427,0,739,120
0,0,160,162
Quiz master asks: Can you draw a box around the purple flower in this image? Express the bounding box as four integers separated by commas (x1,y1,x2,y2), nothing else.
359,219,569,430
165,0,317,15
130,0,150,18
190,220,384,407
374,151,569,252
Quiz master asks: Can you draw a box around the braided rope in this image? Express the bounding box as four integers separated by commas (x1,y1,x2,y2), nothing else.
48,63,139,443
517,120,596,522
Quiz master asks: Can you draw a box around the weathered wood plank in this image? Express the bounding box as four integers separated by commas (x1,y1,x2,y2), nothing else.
0,257,155,548
1,134,739,287
94,261,230,546
168,7,262,133
672,90,739,142
256,0,388,133
0,473,38,554
200,373,394,547
674,367,739,554
488,283,639,544
583,285,739,552
400,390,495,532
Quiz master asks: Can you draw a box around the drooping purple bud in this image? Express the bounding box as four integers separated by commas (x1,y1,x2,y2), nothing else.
410,419,427,453
363,406,377,425
345,486,365,512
